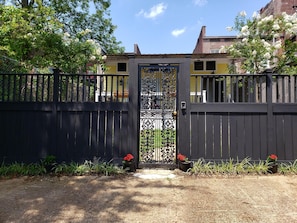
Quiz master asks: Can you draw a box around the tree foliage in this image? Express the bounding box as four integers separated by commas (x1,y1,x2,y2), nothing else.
0,0,124,73
224,11,297,74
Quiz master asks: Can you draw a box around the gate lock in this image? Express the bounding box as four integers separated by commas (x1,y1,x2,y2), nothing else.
181,101,186,110
180,101,187,115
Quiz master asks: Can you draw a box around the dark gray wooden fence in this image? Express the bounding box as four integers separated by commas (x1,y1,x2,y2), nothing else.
1,69,297,164
0,71,132,164
188,72,297,162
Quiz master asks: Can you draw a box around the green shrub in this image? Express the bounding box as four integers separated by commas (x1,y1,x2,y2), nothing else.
278,160,297,174
0,159,122,177
54,162,78,175
190,158,297,175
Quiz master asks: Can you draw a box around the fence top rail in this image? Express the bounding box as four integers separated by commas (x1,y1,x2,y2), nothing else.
190,73,297,77
0,73,129,77
59,73,130,77
0,73,53,76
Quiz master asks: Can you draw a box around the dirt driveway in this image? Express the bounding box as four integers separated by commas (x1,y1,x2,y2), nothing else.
0,169,297,223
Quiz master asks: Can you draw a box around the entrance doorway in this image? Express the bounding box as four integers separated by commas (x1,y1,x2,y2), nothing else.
139,64,178,166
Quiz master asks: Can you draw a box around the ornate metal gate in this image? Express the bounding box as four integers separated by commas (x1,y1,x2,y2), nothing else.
139,65,177,165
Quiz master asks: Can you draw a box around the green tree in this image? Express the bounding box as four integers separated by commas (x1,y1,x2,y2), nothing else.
6,0,124,54
0,0,123,73
224,11,297,74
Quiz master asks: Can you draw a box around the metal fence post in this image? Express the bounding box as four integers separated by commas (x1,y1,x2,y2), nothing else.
265,69,275,157
52,68,60,158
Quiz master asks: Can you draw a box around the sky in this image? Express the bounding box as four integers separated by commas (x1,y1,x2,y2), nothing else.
109,0,271,54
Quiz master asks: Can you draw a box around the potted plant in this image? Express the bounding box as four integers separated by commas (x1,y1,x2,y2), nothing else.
177,153,192,172
41,155,57,173
122,153,136,172
266,154,278,174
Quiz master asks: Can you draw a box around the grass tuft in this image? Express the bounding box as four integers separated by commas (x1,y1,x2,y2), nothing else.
190,158,297,176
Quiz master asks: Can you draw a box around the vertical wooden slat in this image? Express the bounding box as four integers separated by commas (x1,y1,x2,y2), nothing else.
221,113,229,159
98,110,106,158
47,75,51,102
66,112,75,160
229,115,237,159
206,77,210,102
120,111,129,157
87,76,91,102
244,114,253,158
194,76,198,103
275,114,285,159
41,75,45,101
29,74,33,101
115,76,119,102
283,114,293,160
18,75,22,101
70,75,74,102
1,75,4,101
259,75,264,102
259,114,268,159
81,111,90,159
35,75,39,102
76,75,80,102
295,76,297,102
190,112,199,159
113,110,121,159
236,114,245,159
205,113,213,159
90,111,98,155
198,112,206,158
252,114,261,159
290,76,295,103
105,111,113,160
213,114,221,159
218,76,222,102
82,75,86,102
212,77,215,102
242,76,246,102
235,76,239,102
292,114,297,159
13,75,17,101
7,75,11,101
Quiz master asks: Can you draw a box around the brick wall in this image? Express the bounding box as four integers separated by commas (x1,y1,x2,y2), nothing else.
260,0,296,16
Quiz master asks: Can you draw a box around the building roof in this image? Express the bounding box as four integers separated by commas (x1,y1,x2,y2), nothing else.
106,53,230,61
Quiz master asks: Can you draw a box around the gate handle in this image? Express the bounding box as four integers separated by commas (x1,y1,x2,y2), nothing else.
172,111,177,119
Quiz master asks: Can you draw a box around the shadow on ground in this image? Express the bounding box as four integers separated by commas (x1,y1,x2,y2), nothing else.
0,170,297,222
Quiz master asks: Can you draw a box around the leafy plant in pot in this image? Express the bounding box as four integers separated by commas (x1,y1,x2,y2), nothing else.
122,153,136,172
266,154,278,174
41,155,57,173
177,153,192,172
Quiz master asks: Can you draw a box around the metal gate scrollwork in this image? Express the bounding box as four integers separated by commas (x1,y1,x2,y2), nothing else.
139,65,177,164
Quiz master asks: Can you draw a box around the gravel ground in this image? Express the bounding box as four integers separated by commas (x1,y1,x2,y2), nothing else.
0,169,297,223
